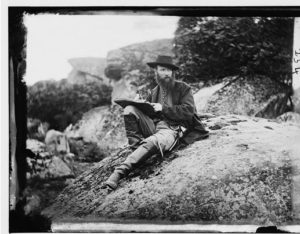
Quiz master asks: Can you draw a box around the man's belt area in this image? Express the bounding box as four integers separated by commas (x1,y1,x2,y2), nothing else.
152,116,180,129
153,115,185,138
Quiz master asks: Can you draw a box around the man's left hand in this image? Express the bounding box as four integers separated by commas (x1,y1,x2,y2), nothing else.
151,103,162,112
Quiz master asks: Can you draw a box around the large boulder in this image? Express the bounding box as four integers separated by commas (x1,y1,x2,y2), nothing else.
194,83,224,113
106,39,174,100
67,57,109,85
110,74,139,100
39,156,74,179
194,76,292,118
42,115,300,225
106,39,174,71
65,105,127,154
45,130,70,155
293,87,300,114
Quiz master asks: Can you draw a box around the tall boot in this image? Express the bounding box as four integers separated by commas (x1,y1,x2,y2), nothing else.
103,165,129,190
124,114,144,148
103,141,158,190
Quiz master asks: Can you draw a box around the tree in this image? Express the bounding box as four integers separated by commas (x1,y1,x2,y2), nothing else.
173,17,294,85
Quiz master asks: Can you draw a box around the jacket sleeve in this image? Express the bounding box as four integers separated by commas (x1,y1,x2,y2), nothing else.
161,85,195,121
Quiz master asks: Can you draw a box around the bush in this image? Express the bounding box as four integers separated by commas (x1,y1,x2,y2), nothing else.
174,17,294,85
27,80,112,131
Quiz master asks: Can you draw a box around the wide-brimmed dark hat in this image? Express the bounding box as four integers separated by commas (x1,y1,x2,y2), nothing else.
147,55,179,71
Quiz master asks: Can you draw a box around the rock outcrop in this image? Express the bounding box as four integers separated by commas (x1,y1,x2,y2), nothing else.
293,87,300,114
67,57,109,85
42,156,73,178
110,76,139,100
106,39,174,100
194,83,224,113
64,105,127,154
45,130,70,155
42,115,300,225
106,39,174,71
194,76,292,118
277,111,300,123
26,139,74,179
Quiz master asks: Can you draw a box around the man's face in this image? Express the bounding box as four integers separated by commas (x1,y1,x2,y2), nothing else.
155,65,174,88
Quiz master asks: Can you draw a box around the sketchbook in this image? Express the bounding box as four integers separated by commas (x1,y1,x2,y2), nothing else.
114,98,158,118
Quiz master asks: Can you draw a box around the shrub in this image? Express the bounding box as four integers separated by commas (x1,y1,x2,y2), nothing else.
27,80,112,131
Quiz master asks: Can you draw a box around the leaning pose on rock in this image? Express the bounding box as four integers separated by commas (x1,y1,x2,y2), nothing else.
102,55,209,190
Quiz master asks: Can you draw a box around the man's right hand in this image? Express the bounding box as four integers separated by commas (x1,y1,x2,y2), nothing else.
151,103,163,112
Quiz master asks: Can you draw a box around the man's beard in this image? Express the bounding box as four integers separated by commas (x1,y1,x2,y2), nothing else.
155,74,175,90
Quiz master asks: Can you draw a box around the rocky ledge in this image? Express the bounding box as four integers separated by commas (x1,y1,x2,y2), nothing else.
42,114,300,225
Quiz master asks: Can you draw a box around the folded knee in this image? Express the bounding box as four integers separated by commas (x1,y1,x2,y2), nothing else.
124,105,139,116
140,137,158,151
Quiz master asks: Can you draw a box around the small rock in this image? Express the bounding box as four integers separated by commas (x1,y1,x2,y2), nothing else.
24,194,41,215
264,126,273,130
39,152,51,158
37,159,43,165
26,139,45,153
236,144,249,150
44,156,74,178
65,178,75,185
209,124,222,130
45,130,70,155
26,172,31,179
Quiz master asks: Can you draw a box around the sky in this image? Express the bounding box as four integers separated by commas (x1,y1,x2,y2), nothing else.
23,14,179,85
23,15,300,89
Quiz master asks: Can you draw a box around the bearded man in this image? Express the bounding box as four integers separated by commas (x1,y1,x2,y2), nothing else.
102,55,208,191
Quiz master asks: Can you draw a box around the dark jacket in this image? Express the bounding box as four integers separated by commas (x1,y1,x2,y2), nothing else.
147,81,209,144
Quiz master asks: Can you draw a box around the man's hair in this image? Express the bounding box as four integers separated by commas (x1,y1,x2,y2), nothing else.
154,65,175,72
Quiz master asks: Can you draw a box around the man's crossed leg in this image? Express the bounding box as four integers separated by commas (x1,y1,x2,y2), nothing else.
102,105,178,190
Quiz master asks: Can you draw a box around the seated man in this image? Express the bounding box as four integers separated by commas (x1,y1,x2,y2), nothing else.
103,55,208,190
